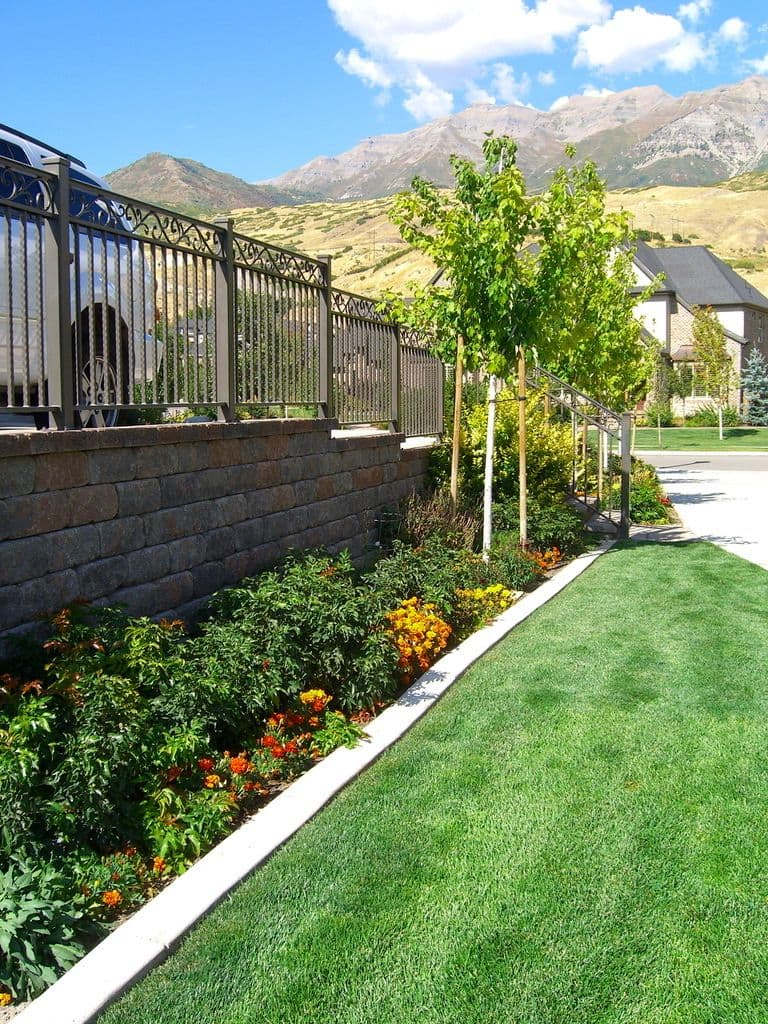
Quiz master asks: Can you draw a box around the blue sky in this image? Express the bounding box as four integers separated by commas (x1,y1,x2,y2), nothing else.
3,0,768,183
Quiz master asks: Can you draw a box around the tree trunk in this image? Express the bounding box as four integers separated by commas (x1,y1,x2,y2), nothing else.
450,336,464,510
518,351,528,547
482,374,498,560
718,404,724,441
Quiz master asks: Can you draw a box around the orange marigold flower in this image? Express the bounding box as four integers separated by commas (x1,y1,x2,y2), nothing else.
229,755,252,776
271,745,286,759
152,856,166,874
299,689,331,709
308,716,320,727
203,773,221,788
261,735,277,748
284,740,298,755
102,889,122,908
122,845,137,857
198,757,215,772
267,712,286,728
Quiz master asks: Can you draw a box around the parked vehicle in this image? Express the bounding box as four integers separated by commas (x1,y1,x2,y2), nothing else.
0,124,157,426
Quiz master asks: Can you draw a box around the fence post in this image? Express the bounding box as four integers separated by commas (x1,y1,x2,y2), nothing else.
214,218,236,421
41,157,75,429
390,323,401,433
619,411,632,539
317,255,334,421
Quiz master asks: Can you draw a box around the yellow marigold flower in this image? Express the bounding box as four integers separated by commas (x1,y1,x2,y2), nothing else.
203,773,221,788
0,992,12,1006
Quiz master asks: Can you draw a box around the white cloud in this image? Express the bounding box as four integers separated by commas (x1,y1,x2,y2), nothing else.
328,0,610,120
677,0,711,24
550,95,571,110
575,7,707,74
465,81,497,105
538,70,556,86
582,85,615,97
747,52,768,73
491,63,532,104
403,72,454,120
717,17,748,47
335,48,393,89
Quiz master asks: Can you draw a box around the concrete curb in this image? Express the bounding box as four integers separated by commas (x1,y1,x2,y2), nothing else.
16,538,614,1024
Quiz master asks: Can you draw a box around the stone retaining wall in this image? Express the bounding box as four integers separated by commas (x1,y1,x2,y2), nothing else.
0,420,432,637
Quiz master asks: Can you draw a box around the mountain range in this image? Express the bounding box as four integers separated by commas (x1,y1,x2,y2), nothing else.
261,74,768,201
106,74,768,213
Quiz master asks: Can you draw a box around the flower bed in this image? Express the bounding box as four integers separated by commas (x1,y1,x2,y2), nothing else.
0,517,586,1008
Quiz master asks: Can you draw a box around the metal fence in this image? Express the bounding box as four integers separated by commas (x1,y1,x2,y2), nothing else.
0,154,443,435
528,365,631,538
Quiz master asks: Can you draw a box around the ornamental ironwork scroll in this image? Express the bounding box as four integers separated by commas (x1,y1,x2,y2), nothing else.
233,235,325,287
0,160,54,213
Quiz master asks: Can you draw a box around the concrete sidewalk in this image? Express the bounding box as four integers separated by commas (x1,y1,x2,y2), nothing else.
639,451,768,571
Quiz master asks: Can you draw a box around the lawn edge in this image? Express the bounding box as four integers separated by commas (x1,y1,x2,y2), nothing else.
16,538,614,1024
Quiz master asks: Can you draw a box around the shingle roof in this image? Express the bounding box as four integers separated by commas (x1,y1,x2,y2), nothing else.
641,244,768,310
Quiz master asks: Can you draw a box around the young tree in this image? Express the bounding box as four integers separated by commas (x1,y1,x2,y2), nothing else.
741,347,768,425
691,306,736,440
389,138,655,547
389,135,537,550
532,157,658,408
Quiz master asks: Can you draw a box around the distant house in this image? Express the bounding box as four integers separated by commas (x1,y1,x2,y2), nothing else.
632,240,768,413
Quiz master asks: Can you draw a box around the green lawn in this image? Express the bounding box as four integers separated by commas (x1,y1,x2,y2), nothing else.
633,426,768,450
102,542,768,1024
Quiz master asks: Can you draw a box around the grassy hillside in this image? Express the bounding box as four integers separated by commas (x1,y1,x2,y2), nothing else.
232,183,768,299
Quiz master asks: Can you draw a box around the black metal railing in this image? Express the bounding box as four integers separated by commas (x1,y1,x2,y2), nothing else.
527,365,632,538
0,154,443,435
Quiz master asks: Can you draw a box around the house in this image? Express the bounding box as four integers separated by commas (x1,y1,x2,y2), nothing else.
632,240,768,413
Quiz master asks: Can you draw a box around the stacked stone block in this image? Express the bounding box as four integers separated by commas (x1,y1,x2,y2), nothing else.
0,420,432,637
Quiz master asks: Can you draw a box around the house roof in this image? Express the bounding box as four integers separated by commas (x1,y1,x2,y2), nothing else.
636,241,768,311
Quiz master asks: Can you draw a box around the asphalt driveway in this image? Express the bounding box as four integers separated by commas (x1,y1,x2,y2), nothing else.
640,451,768,571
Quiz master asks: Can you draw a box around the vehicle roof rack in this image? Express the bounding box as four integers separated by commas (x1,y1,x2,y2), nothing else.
0,123,86,169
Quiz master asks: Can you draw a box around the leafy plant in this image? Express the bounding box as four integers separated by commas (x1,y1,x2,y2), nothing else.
493,497,586,555
686,403,741,427
0,857,94,1001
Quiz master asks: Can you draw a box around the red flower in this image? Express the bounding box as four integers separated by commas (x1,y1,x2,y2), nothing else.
229,755,251,775
261,735,277,749
284,740,298,755
271,745,286,759
197,757,215,772
165,766,183,783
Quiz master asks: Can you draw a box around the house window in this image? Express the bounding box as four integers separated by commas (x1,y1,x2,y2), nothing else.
675,361,710,398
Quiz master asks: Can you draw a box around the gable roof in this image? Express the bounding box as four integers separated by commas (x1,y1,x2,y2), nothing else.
635,242,768,311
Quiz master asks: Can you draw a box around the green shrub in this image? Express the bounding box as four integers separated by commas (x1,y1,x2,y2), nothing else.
640,401,674,427
686,403,741,427
494,497,586,555
486,537,543,591
430,389,573,503
0,857,94,1001
203,551,398,712
364,538,492,623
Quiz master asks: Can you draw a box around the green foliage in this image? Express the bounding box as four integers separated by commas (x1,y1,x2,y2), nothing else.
486,538,543,591
493,497,587,555
364,538,492,623
687,403,741,427
203,551,398,712
742,348,768,425
461,389,573,502
310,711,365,757
610,459,672,524
692,307,737,421
140,788,237,875
0,857,92,1000
641,401,674,427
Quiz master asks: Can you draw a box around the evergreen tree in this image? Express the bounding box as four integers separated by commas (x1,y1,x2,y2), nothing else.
742,347,768,425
